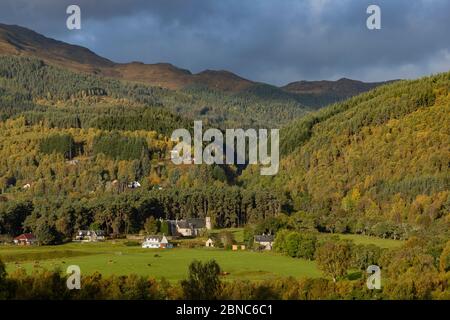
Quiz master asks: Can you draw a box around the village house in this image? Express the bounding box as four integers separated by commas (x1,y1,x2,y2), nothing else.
254,234,275,250
127,181,141,189
169,217,212,237
75,230,106,242
142,235,173,249
13,233,37,245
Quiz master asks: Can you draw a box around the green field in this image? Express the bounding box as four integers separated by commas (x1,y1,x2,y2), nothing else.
336,234,404,249
208,228,404,249
0,232,403,282
208,228,245,243
0,241,320,281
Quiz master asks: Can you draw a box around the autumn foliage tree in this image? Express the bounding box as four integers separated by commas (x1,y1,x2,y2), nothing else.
180,260,222,300
315,241,353,282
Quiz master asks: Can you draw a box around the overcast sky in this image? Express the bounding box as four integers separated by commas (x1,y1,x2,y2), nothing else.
1,0,449,85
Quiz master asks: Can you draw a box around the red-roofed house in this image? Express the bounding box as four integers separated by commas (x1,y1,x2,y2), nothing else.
13,233,37,245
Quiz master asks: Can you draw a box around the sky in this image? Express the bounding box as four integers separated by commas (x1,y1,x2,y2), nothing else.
1,0,449,85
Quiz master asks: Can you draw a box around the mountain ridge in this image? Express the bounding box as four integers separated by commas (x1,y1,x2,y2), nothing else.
0,23,255,92
283,78,388,94
0,23,392,103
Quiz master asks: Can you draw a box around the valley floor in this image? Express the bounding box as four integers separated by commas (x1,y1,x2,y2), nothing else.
1,242,319,281
0,233,403,282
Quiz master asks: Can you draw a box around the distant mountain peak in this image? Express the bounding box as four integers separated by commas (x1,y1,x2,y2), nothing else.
337,77,357,82
281,77,394,107
283,78,386,95
0,23,256,91
0,22,115,68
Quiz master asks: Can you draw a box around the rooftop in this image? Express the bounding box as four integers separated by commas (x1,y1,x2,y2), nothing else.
254,235,274,242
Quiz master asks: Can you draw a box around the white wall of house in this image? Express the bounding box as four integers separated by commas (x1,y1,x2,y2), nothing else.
142,241,160,248
205,239,214,247
177,227,193,237
257,241,273,250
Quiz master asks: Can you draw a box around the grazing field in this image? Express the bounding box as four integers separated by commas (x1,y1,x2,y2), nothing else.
335,234,404,249
0,242,321,281
206,228,404,249
209,228,404,249
0,232,403,282
208,228,245,243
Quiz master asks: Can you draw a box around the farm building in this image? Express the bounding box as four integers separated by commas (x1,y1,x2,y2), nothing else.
13,233,37,245
142,235,173,249
127,181,141,189
205,238,215,247
75,230,106,242
254,234,275,250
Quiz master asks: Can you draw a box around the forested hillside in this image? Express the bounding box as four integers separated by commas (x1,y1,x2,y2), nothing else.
241,72,450,239
0,55,307,128
0,56,286,241
0,23,391,121
282,78,394,108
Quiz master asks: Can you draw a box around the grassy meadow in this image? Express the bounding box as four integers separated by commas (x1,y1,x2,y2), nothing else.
336,234,404,249
0,232,403,282
0,241,320,282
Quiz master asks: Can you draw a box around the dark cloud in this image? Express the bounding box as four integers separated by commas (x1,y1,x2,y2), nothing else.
0,0,449,85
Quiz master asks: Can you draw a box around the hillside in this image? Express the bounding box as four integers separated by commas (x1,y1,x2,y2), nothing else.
282,78,395,108
0,24,114,69
0,23,255,92
241,71,450,238
0,55,306,128
0,23,388,108
0,55,188,134
0,54,284,238
0,21,310,128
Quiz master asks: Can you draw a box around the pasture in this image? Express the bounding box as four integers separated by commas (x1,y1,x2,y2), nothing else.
0,241,321,281
0,232,403,282
336,233,404,249
207,228,404,249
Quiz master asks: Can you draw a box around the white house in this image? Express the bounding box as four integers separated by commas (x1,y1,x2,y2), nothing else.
75,230,106,242
142,235,172,249
254,234,275,250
